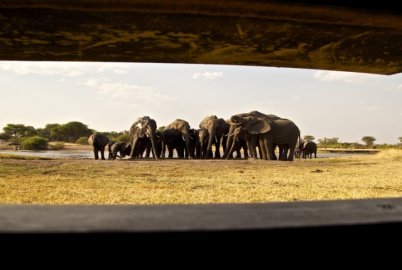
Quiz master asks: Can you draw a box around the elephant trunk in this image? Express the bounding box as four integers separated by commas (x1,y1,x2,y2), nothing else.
204,122,217,159
130,136,139,158
222,129,235,159
223,133,237,160
148,129,159,159
182,131,193,159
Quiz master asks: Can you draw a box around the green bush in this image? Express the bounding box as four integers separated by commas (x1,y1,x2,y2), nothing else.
75,136,89,145
20,136,49,150
51,142,65,150
116,134,129,143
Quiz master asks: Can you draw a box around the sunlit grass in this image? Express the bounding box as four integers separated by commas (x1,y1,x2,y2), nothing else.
1,150,402,204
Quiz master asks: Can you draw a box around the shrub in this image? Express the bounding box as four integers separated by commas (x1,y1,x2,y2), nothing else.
116,134,129,143
76,136,89,145
51,142,65,150
20,136,49,150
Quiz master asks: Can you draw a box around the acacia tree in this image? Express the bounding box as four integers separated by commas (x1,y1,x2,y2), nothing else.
59,121,93,142
361,136,376,147
2,124,37,141
303,135,315,141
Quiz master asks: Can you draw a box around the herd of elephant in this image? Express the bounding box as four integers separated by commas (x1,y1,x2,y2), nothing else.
87,110,317,162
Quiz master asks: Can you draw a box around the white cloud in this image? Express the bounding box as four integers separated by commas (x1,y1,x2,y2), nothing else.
192,72,223,80
83,79,176,104
313,70,377,83
0,61,130,77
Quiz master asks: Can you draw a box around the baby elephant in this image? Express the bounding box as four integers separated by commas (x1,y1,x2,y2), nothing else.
301,141,317,159
108,142,132,160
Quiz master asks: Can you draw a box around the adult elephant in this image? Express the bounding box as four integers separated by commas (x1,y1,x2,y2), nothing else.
88,133,110,160
224,111,300,161
197,128,211,159
199,115,229,159
129,116,159,159
162,119,193,159
160,128,185,158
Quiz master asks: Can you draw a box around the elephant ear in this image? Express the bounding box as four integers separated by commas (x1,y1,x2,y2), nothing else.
244,117,271,134
199,116,212,129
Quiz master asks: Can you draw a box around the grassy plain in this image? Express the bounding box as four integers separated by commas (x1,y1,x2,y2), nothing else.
0,150,402,204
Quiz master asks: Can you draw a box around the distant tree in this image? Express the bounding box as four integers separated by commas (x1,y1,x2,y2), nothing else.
0,132,10,141
59,121,93,142
303,135,315,141
399,137,402,144
36,123,61,139
361,136,376,147
318,137,339,145
3,124,37,140
116,133,129,143
103,131,121,142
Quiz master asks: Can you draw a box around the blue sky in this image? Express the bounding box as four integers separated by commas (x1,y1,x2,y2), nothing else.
1,61,402,144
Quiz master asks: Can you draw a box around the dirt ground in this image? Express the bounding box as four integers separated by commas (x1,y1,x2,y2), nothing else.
1,149,402,204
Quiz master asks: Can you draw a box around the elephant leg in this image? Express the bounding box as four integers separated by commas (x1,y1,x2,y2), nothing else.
167,146,173,158
235,147,241,159
221,136,227,156
100,146,106,160
246,136,258,159
130,137,139,158
287,145,296,161
214,136,221,159
242,141,248,159
259,138,268,160
145,145,151,158
160,142,166,159
93,148,99,160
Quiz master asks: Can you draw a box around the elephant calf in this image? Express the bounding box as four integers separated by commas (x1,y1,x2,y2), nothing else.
296,140,317,159
108,142,132,160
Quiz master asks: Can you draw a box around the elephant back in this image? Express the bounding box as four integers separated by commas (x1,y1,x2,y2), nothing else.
88,133,109,146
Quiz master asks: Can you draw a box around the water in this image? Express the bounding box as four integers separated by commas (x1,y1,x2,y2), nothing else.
0,150,93,159
0,149,374,159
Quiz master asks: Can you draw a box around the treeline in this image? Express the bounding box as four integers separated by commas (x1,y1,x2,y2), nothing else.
310,136,402,149
1,122,402,150
0,122,128,150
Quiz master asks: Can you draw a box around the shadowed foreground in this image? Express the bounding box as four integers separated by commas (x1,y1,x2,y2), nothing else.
0,150,402,204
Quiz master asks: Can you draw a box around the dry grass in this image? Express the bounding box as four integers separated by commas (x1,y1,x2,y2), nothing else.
1,150,402,204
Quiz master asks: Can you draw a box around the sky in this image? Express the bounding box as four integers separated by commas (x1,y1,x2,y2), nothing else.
1,61,402,144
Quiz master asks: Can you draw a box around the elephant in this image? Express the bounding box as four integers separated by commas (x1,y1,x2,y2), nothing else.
223,111,300,161
88,133,110,160
196,128,212,159
108,142,132,160
129,116,159,159
188,128,199,159
199,115,229,159
136,131,162,159
299,140,317,159
223,122,260,159
162,119,193,159
160,127,186,158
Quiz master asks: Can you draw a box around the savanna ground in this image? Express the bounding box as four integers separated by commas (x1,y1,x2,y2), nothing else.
1,149,402,204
